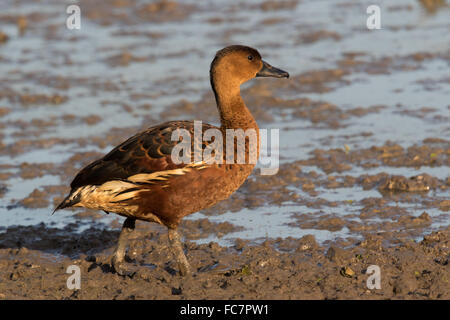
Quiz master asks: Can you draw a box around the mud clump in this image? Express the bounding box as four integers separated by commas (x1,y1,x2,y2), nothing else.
19,189,50,209
258,0,298,11
290,214,347,232
326,246,353,264
291,69,349,93
105,51,148,67
298,140,449,173
16,93,67,106
298,30,341,44
82,115,102,126
397,212,432,227
380,174,437,192
439,200,450,211
19,162,54,179
0,107,11,117
136,0,192,22
180,219,244,240
418,0,447,13
316,217,346,231
0,184,6,198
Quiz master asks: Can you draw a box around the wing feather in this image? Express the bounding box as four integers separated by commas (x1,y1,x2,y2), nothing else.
70,121,218,190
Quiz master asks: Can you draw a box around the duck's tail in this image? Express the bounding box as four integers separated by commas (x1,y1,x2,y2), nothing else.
52,191,81,214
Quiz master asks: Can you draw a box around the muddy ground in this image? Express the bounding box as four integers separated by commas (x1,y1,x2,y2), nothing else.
0,0,449,299
0,224,448,300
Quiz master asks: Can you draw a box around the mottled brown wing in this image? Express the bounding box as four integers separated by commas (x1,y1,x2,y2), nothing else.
70,120,219,190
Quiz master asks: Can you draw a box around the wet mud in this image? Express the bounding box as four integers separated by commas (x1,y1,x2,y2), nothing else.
0,225,448,299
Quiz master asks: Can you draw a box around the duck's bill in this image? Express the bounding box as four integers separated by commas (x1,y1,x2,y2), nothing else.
256,60,289,78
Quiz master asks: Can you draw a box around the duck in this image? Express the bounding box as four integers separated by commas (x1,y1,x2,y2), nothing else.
55,45,289,276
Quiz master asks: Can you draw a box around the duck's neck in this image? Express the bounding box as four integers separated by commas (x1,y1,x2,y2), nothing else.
211,77,258,132
211,73,260,163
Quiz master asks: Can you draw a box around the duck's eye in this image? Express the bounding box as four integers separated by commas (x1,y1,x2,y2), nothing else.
248,55,253,61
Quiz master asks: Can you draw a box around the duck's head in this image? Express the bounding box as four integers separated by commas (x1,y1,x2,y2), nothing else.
210,45,289,87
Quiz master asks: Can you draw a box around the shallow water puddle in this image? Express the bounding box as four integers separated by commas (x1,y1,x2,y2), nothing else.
187,205,354,246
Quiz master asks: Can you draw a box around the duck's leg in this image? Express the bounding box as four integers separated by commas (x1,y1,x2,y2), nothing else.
168,227,192,276
111,217,136,276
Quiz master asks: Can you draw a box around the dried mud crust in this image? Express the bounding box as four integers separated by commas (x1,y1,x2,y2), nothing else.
0,225,448,299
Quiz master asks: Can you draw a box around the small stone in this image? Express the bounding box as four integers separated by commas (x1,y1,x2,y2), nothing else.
171,287,182,295
340,267,355,278
86,255,97,263
10,272,21,281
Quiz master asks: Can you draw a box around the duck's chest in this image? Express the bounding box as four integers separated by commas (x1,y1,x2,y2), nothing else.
132,163,255,226
170,163,255,211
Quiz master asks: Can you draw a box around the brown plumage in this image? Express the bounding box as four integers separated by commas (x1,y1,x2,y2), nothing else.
56,45,289,276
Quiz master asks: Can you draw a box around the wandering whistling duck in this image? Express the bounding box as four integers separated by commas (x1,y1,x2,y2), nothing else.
55,45,289,276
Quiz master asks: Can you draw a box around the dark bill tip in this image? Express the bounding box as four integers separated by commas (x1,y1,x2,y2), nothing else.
256,60,289,78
